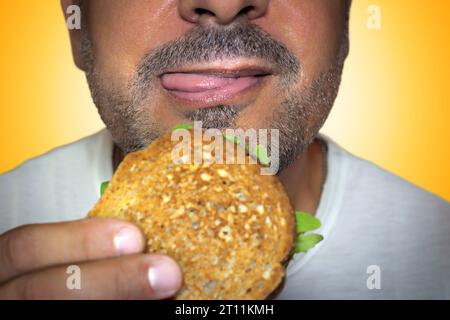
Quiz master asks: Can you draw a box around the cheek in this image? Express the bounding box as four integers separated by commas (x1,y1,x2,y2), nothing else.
256,0,344,85
87,0,191,87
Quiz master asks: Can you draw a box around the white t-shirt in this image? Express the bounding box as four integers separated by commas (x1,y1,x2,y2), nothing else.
1,129,449,299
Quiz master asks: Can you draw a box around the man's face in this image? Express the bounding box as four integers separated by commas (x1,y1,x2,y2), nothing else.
77,0,349,170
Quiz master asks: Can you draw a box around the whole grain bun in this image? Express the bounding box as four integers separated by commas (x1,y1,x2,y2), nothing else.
87,128,295,299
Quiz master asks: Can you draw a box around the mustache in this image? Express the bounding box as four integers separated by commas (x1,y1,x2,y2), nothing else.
132,22,301,92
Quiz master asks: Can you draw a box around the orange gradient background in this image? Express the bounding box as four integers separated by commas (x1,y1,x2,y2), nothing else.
0,1,449,200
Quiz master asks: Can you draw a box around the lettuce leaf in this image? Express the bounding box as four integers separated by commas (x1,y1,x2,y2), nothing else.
100,181,110,196
294,211,323,253
172,123,193,131
295,233,324,253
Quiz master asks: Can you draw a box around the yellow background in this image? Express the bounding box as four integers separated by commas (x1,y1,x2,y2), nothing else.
0,1,449,200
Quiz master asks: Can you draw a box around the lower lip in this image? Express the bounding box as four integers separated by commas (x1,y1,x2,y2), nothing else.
160,73,266,108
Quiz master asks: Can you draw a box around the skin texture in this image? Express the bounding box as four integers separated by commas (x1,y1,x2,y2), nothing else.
0,218,183,299
0,0,350,299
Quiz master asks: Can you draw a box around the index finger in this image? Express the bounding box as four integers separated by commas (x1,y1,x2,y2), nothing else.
0,218,145,283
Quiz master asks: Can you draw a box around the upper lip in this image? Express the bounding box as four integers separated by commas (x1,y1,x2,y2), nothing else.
159,63,275,78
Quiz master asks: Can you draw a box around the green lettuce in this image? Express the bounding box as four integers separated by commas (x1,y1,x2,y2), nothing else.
172,123,193,131
294,211,324,253
100,181,110,196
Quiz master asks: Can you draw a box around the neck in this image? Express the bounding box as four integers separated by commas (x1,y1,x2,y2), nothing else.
277,138,327,215
113,137,327,215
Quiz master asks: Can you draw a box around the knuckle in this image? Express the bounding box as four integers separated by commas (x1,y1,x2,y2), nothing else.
113,260,134,299
79,219,117,259
111,257,152,299
21,277,42,300
79,229,96,260
2,228,29,273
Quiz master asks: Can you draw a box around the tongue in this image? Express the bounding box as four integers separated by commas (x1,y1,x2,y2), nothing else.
161,73,241,92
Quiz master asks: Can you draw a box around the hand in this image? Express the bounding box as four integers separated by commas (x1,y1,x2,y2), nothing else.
0,218,182,299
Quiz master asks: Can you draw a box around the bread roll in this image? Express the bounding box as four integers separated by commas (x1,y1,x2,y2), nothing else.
88,128,295,299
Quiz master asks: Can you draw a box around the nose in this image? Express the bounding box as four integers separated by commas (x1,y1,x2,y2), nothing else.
178,0,269,26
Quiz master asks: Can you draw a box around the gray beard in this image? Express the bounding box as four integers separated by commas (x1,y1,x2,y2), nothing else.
81,22,348,172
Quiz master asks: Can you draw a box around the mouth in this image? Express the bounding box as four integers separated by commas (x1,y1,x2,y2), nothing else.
159,60,274,109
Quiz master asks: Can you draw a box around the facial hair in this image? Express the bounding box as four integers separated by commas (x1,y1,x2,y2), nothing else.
81,21,347,171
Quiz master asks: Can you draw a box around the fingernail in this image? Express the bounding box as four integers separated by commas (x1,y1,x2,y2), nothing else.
113,227,143,255
148,257,182,297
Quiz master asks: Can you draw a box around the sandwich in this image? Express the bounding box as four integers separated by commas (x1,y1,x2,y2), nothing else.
87,124,322,299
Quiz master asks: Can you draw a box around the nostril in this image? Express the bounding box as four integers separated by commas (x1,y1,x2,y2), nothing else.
194,8,213,16
194,5,255,18
239,5,255,16
190,4,262,25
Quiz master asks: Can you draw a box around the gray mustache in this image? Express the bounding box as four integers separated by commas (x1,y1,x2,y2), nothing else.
134,22,300,90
